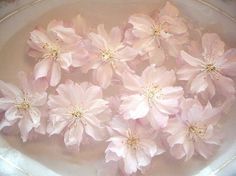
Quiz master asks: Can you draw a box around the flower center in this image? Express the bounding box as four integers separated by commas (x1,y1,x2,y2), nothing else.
188,125,206,139
101,49,113,62
152,24,162,36
205,64,217,73
43,43,60,60
126,130,140,150
144,84,162,101
71,110,83,119
16,99,31,111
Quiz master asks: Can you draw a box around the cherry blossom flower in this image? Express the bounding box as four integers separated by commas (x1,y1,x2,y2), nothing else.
0,72,47,142
105,118,164,175
165,98,222,160
128,2,188,65
177,33,236,98
87,24,137,88
47,80,109,149
28,20,86,86
120,65,183,128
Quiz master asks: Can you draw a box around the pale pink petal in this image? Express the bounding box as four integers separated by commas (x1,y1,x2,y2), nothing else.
95,64,113,88
97,24,109,41
89,32,107,50
116,46,137,61
155,98,179,114
0,118,16,130
109,26,122,47
34,58,52,80
124,150,138,174
31,92,47,107
48,21,79,43
64,122,84,147
47,119,69,135
140,139,159,157
0,98,14,111
214,74,235,96
177,65,200,80
160,2,179,17
129,14,154,38
148,107,169,128
167,131,187,147
195,141,216,159
86,99,108,115
190,72,208,93
161,86,183,99
50,62,61,86
28,107,41,126
149,47,166,66
106,137,126,158
181,50,204,67
84,123,105,141
170,144,185,159
85,85,103,101
136,149,151,167
28,30,50,50
58,52,73,70
221,62,236,77
105,151,120,162
202,33,225,61
183,141,194,161
0,80,22,98
5,106,21,121
120,95,149,119
121,72,142,92
18,116,33,142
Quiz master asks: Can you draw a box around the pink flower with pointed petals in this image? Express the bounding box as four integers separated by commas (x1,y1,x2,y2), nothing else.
128,2,188,65
0,72,47,142
105,118,164,175
165,98,222,160
177,33,236,98
87,24,137,88
28,20,85,86
120,65,183,128
47,80,109,149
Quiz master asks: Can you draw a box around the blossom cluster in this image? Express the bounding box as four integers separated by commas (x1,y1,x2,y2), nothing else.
0,2,236,175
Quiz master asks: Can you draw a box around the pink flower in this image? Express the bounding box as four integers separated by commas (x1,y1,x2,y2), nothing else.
0,72,47,142
47,80,109,149
177,33,236,98
128,2,188,65
87,24,137,88
28,20,85,86
165,98,222,160
105,118,164,175
120,65,183,128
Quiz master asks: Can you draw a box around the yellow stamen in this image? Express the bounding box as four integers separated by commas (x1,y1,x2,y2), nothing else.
16,99,30,111
126,130,140,150
205,64,217,72
188,125,206,138
42,43,60,60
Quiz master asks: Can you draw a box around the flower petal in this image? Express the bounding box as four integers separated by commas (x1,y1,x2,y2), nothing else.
64,122,84,147
18,116,34,142
34,58,52,80
5,106,21,121
181,50,204,67
95,64,113,88
190,72,208,93
120,95,149,119
124,150,138,174
202,33,225,61
49,62,61,86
